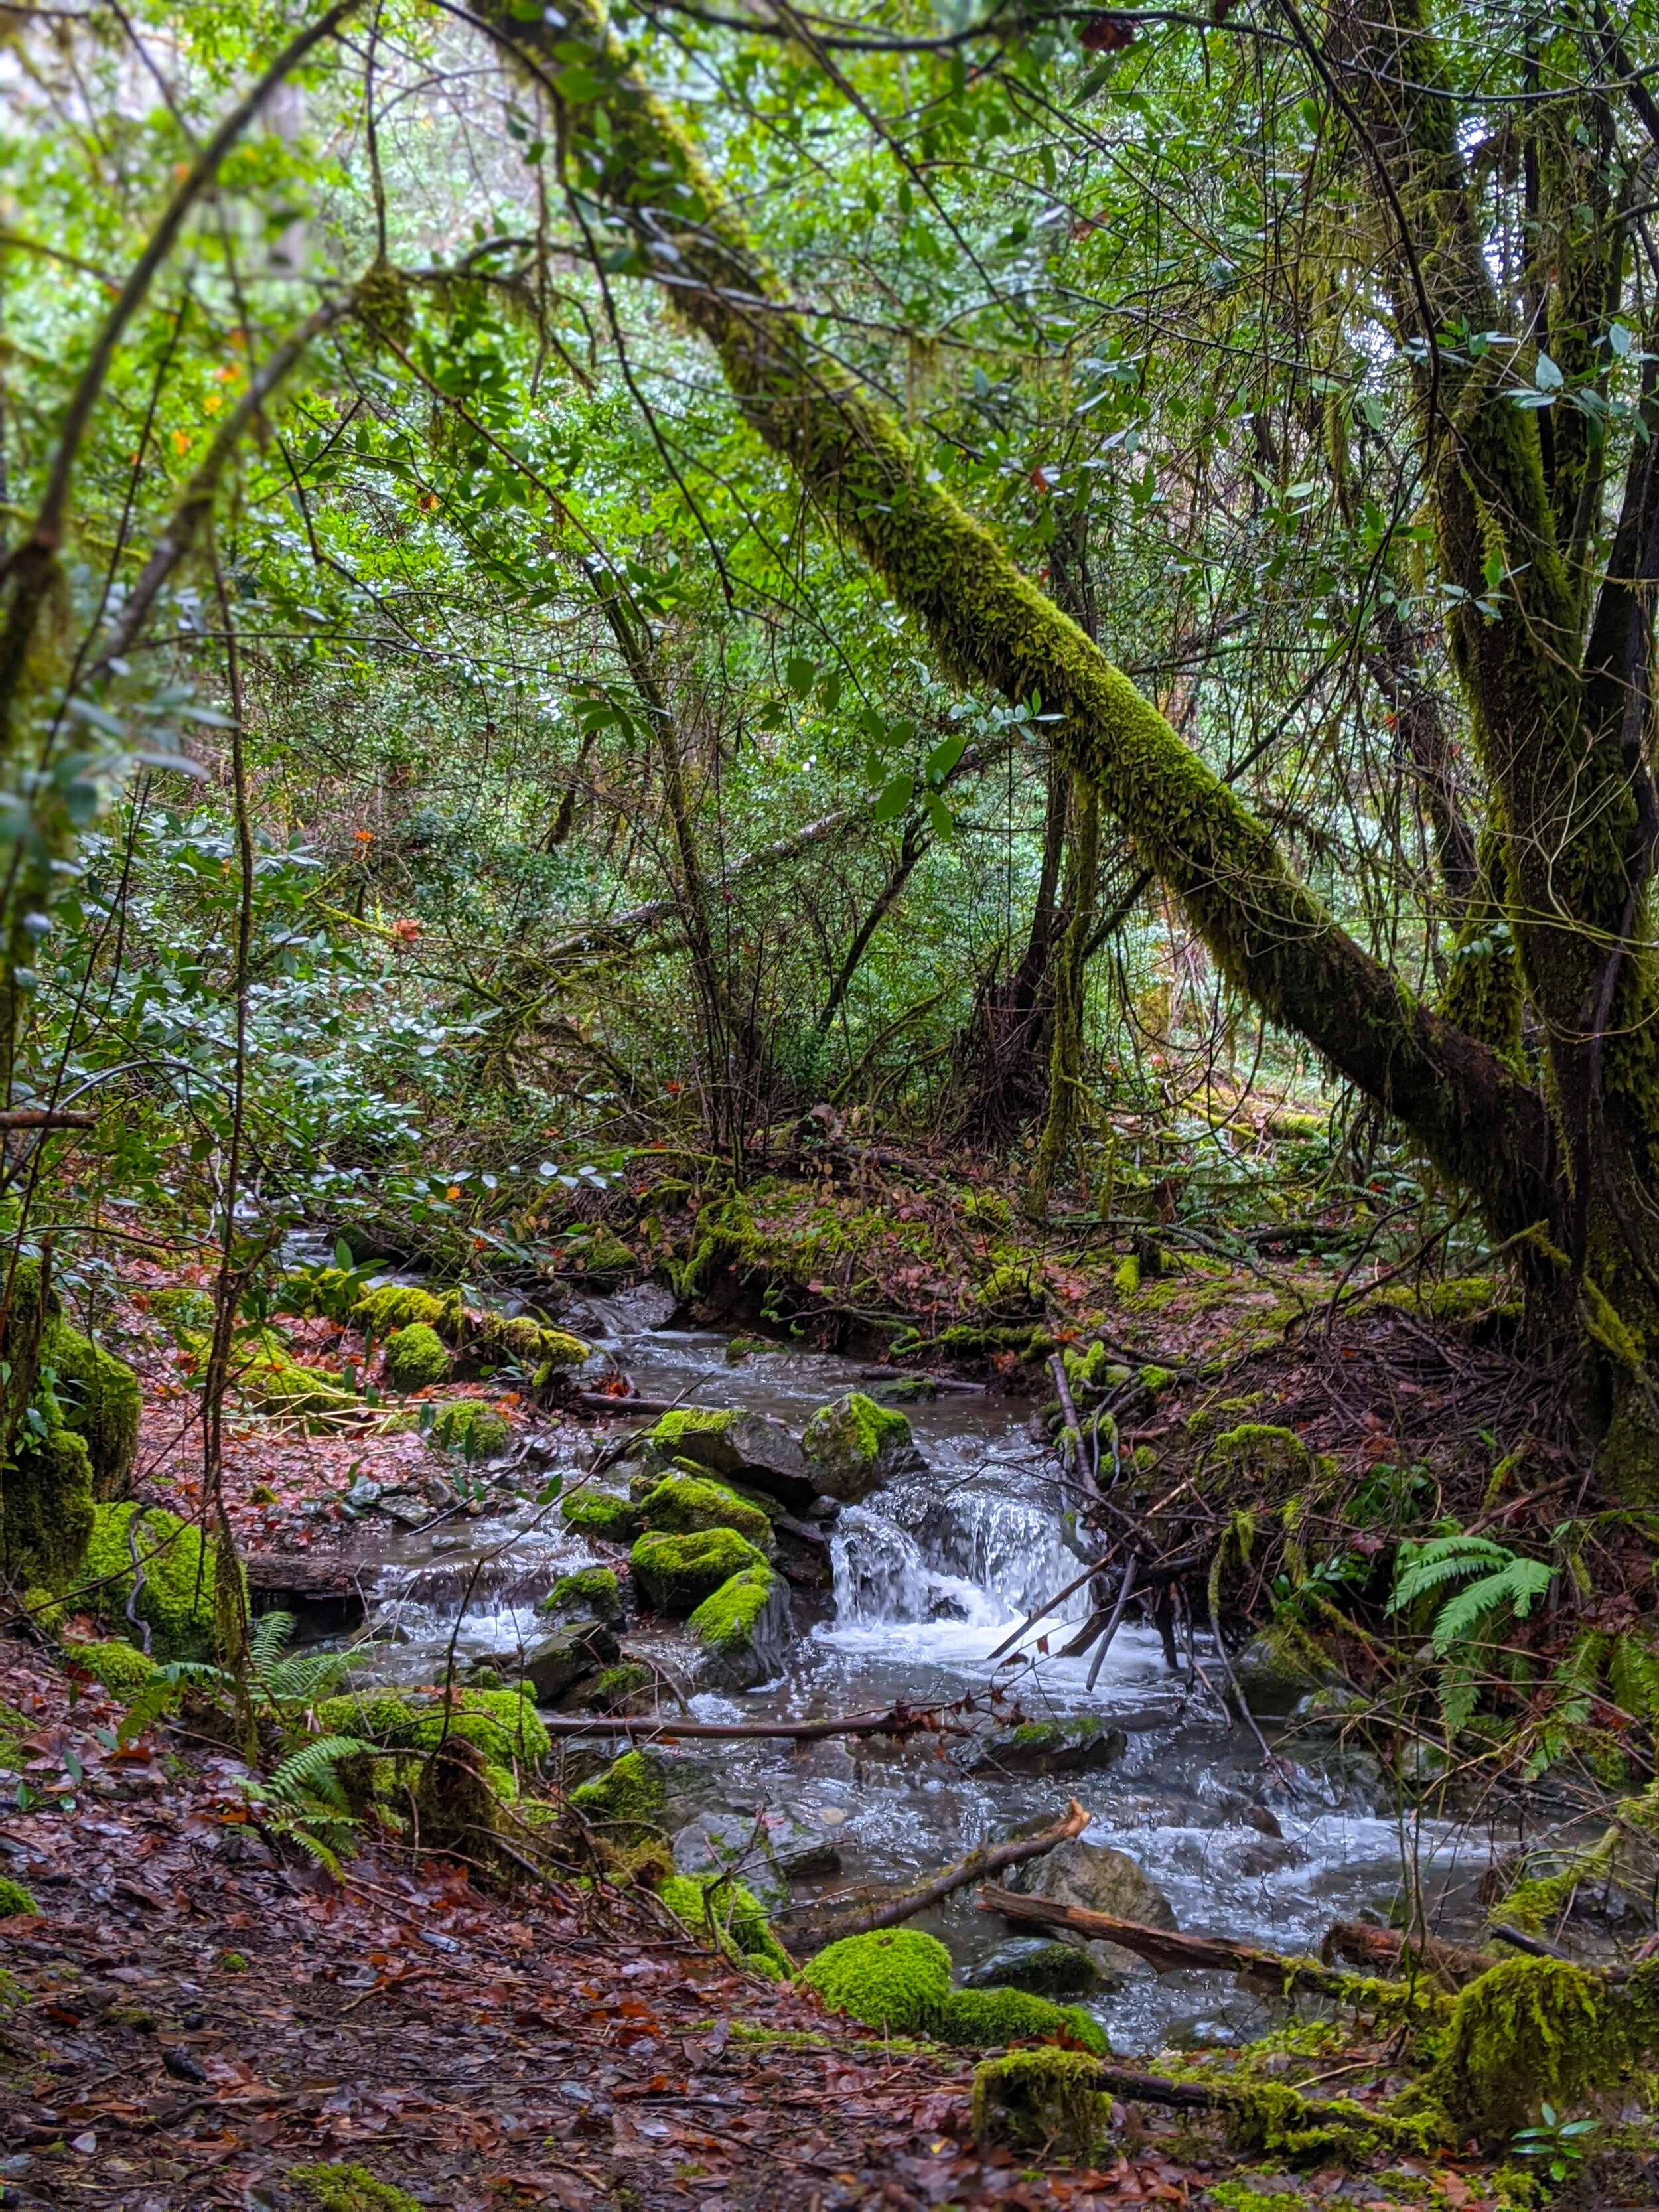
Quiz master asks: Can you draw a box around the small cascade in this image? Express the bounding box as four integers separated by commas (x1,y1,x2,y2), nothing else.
828,1503,1001,1629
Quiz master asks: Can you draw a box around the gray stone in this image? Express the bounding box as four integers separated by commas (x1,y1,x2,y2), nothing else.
798,1391,925,1502
520,1618,618,1702
962,1939,1106,1998
693,1569,793,1693
672,1810,790,1911
967,1714,1127,1777
657,1410,821,1512
1006,1839,1177,1979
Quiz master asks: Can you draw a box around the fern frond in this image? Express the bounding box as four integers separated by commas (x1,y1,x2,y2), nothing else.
1390,1535,1513,1613
265,1734,371,1817
1431,1558,1552,1651
116,1659,228,1744
250,1610,295,1676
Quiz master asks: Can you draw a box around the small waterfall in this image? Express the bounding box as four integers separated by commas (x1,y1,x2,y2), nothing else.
831,1465,1084,1636
829,1504,1001,1627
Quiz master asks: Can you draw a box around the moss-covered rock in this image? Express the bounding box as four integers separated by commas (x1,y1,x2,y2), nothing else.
799,1390,919,1501
0,1876,38,1917
644,1406,818,1511
561,1226,636,1290
520,1617,619,1702
1431,1954,1617,2144
541,1565,621,1621
312,1684,548,1776
972,2049,1108,2160
66,1637,155,1697
932,1986,1106,2052
632,1526,768,1613
428,1398,510,1459
656,1871,792,1976
48,1320,141,1498
639,1471,776,1556
567,1747,668,1841
1212,1422,1309,1477
559,1488,640,1542
964,1939,1106,1998
803,1929,954,2033
143,1284,216,1334
1,1429,94,1591
688,1562,791,1690
80,1501,243,1660
354,1284,448,1336
382,1323,449,1390
968,1716,1127,1777
577,1660,656,1716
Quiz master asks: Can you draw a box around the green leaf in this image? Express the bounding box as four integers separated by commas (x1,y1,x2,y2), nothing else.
924,731,967,783
871,774,914,822
785,654,816,699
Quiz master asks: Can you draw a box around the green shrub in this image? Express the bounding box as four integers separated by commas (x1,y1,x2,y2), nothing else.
382,1323,449,1390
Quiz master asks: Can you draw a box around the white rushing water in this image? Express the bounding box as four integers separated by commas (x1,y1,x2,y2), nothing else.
340,1308,1488,2051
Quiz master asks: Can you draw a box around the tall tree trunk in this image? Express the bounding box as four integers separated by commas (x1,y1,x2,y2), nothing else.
478,0,1659,1475
1028,775,1101,1217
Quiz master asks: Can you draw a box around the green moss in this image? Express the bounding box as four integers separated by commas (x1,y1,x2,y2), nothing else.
1138,1364,1178,1394
541,1565,620,1619
932,1986,1108,2053
585,1660,655,1712
559,1488,640,1541
47,1319,140,1498
428,1398,510,1457
1220,2080,1437,2165
1,1428,94,1590
67,1637,154,1696
563,1226,635,1288
979,1262,1045,1314
144,1284,216,1333
1113,1254,1141,1297
80,1501,242,1660
530,1329,589,1374
382,1323,450,1390
972,2049,1108,2160
312,1684,548,1774
0,1878,37,1917
657,1872,791,1976
639,1471,775,1554
288,2162,423,2212
1213,1422,1308,1475
648,1406,737,1452
632,1526,766,1613
568,1747,668,1839
353,1284,447,1336
800,1390,911,1475
802,1929,953,2033
961,1191,1013,1229
1431,1954,1614,2144
687,1562,779,1653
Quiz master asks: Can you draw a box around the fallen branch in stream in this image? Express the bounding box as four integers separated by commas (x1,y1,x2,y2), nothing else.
1321,1918,1495,1988
977,1884,1351,1996
782,1798,1091,1943
541,1702,976,1743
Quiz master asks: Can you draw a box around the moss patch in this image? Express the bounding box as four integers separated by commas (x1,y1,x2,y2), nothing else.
66,1637,154,1696
428,1399,510,1458
931,1986,1108,2053
289,2162,423,2212
687,1562,779,1653
312,1684,548,1777
80,1501,242,1660
632,1526,766,1613
542,1565,620,1619
639,1471,775,1554
1431,1954,1616,2143
0,1878,37,1917
559,1489,640,1542
972,2048,1108,2160
567,1748,668,1840
1,1428,94,1591
382,1323,449,1390
803,1929,953,2033
657,1871,791,1976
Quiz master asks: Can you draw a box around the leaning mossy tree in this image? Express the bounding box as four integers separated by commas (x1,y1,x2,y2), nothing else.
475,0,1659,1495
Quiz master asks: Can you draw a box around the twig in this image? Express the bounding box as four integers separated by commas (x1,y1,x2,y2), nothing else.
788,1798,1090,1939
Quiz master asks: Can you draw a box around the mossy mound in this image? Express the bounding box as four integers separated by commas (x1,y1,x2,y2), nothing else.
972,2049,1107,2160
803,1929,953,2033
67,1637,155,1696
799,1390,916,1501
639,1471,775,1555
559,1489,640,1541
632,1526,767,1613
567,1748,668,1841
382,1323,449,1390
428,1399,510,1458
541,1565,621,1620
932,1986,1106,2052
0,1877,38,1917
656,1872,792,1977
1212,1422,1309,1477
2,1430,94,1591
143,1284,216,1334
1431,1954,1622,2144
687,1562,788,1688
311,1684,548,1777
354,1284,448,1336
561,1226,635,1289
288,2160,423,2212
81,1502,243,1660
48,1319,141,1498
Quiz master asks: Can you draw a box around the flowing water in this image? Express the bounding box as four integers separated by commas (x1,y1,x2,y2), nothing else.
338,1289,1495,2051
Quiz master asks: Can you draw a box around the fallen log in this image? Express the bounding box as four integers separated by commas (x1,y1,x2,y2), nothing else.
541,1702,975,1743
784,1798,1090,1943
1321,1918,1494,1988
977,1883,1350,1996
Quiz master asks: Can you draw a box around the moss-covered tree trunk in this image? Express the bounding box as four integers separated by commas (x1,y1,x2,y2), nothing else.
479,0,1659,1489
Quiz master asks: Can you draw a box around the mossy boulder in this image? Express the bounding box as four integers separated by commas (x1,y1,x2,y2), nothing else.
81,1501,244,1660
382,1323,449,1390
687,1562,792,1690
66,1637,155,1697
541,1565,621,1622
574,1660,656,1716
1431,1954,1628,2144
559,1488,640,1542
972,2049,1108,2160
1006,1840,1177,1982
968,1715,1126,1778
799,1390,920,1501
48,1319,141,1498
520,1617,619,1702
354,1284,448,1337
639,1471,776,1556
561,1226,636,1290
964,1939,1106,1999
656,1871,790,1977
645,1406,818,1511
932,1986,1106,2052
568,1747,668,1842
804,1928,953,2033
428,1399,510,1459
631,1526,767,1614
312,1684,548,1779
1,1430,94,1591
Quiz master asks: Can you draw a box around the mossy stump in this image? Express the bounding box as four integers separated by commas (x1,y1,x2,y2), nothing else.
972,2049,1108,2161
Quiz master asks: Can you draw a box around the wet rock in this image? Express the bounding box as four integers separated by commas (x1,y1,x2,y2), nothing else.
1234,1837,1300,1878
1006,1840,1178,1979
540,1565,623,1625
966,1714,1127,1777
689,1564,792,1692
799,1391,924,1503
1242,1802,1283,1839
672,1810,790,1910
644,1408,820,1512
770,1512,833,1589
520,1618,619,1702
962,1939,1106,1998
